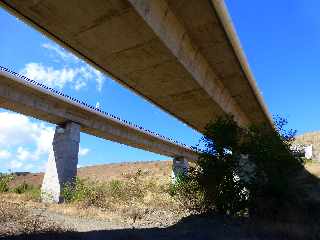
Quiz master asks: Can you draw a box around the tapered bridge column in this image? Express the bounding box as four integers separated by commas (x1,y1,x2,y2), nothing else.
41,122,80,203
171,156,189,183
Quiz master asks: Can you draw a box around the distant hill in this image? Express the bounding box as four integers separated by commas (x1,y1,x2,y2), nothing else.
10,160,172,188
295,132,320,161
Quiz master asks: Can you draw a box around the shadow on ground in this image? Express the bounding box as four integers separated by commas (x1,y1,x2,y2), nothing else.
2,167,320,240
3,212,319,240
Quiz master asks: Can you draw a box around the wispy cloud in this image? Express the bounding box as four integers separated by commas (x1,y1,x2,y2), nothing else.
0,150,11,159
20,62,105,91
20,42,106,92
79,147,90,157
20,62,78,89
0,111,90,172
42,43,79,63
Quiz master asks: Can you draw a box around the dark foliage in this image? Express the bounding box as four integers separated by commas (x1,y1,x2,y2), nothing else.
173,115,305,219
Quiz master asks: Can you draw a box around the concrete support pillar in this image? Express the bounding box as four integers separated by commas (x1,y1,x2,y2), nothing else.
238,154,256,183
171,156,189,183
41,122,80,203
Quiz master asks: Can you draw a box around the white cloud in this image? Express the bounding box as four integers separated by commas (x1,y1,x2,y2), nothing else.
0,111,90,172
9,160,23,169
0,150,11,159
20,62,105,92
8,160,34,172
20,62,78,89
17,147,34,161
95,101,100,109
42,43,79,63
89,67,104,91
34,123,55,157
74,80,87,91
20,42,106,92
0,112,54,171
0,112,55,157
79,147,90,157
0,112,39,147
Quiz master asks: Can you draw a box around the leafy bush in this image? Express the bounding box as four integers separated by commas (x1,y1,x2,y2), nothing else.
173,115,304,218
240,117,304,218
12,181,41,201
169,172,205,211
62,177,93,203
0,174,14,192
13,181,34,194
62,172,146,209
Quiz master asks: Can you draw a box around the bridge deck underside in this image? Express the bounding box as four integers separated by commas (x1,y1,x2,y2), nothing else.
1,0,270,132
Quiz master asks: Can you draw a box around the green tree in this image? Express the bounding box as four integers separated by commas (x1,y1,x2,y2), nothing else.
173,115,304,218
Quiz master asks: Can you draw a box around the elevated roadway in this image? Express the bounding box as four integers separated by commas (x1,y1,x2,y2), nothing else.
0,67,197,161
0,0,272,132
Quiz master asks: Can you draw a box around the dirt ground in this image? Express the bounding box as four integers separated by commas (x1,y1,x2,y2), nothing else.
2,160,320,239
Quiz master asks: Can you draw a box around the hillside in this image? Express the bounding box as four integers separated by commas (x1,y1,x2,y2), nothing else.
10,160,172,188
10,159,320,188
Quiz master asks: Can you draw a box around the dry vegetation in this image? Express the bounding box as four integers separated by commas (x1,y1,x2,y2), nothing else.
0,160,319,239
60,166,186,225
0,199,69,237
0,161,189,236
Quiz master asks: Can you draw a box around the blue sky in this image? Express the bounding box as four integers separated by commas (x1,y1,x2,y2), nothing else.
0,1,319,172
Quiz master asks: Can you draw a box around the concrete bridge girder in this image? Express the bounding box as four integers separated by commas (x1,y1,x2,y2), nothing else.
0,70,198,162
0,0,275,202
0,0,272,132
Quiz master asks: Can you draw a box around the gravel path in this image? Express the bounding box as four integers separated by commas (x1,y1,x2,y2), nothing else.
0,203,317,240
17,207,315,240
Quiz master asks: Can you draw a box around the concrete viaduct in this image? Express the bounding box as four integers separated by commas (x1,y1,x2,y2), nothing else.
0,67,196,202
0,0,272,202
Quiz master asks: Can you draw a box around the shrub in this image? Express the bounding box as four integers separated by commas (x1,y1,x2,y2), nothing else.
0,174,14,192
62,175,145,209
12,182,41,201
169,172,205,212
173,116,249,215
61,169,172,213
24,187,41,202
62,177,93,203
13,181,34,194
172,115,304,218
241,117,304,218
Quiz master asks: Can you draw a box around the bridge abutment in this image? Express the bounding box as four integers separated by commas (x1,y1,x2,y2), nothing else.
172,156,189,183
41,122,80,203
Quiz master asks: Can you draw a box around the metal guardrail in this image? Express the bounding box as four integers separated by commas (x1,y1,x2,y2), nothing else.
0,66,193,150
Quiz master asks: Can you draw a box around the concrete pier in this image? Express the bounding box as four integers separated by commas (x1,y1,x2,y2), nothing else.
172,156,189,183
41,122,80,203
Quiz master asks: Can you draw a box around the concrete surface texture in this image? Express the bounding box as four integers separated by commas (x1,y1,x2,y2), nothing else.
171,156,189,182
295,132,320,161
0,0,272,132
41,122,80,203
0,69,197,161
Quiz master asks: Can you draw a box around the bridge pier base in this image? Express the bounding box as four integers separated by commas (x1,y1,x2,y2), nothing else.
171,156,189,183
41,122,80,203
